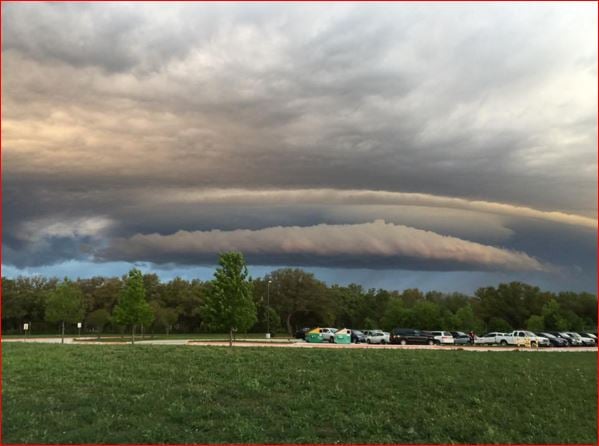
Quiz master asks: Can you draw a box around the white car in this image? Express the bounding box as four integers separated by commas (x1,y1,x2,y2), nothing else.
559,332,582,346
366,331,390,344
474,332,506,345
567,332,595,346
430,331,454,345
319,328,338,343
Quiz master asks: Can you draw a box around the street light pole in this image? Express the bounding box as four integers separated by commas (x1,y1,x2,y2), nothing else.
266,279,272,339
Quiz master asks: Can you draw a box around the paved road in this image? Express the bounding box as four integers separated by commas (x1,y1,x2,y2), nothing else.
3,337,597,352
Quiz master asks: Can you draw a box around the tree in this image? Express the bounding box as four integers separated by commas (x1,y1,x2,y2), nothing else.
454,305,484,333
201,252,256,346
526,315,545,331
45,279,84,344
113,269,154,344
260,269,330,336
381,298,409,330
86,308,111,335
411,301,442,330
487,317,512,333
151,302,180,335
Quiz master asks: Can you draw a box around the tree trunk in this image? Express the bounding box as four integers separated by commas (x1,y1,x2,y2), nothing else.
61,321,65,344
286,313,294,337
229,327,233,347
141,324,145,339
132,324,136,344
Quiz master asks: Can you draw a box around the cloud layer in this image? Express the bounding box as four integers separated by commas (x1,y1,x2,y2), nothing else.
2,3,596,291
101,220,545,272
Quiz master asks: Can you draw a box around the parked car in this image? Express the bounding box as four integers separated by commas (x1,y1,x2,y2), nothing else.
474,332,507,345
319,327,338,343
390,328,437,345
430,331,454,345
579,332,597,342
566,332,595,346
536,332,568,347
294,327,311,340
546,331,577,346
451,331,470,345
366,330,390,344
349,329,366,343
557,332,582,346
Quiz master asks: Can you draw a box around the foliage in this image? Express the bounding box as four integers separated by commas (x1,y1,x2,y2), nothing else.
45,281,84,324
150,302,179,335
112,269,154,342
487,317,513,332
201,252,256,344
2,271,597,336
526,314,545,331
86,309,111,333
45,279,84,342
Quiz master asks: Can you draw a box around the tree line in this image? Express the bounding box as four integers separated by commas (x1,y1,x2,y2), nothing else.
2,257,597,337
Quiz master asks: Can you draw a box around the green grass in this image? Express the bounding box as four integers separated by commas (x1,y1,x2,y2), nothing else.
2,343,597,444
2,332,292,340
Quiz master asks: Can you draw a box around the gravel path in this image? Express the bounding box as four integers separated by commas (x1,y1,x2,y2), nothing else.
3,337,597,352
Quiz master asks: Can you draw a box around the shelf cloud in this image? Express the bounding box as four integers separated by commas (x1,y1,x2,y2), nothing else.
100,220,546,272
2,3,596,291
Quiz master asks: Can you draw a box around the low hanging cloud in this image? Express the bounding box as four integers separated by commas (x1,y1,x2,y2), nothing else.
152,188,598,229
100,220,545,272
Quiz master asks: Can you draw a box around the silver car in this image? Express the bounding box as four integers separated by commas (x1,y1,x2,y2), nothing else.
366,330,390,344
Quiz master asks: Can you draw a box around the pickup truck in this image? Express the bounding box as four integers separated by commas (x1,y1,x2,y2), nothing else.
475,331,550,347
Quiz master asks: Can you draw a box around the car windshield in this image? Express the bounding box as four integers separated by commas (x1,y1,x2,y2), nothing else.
353,330,363,335
542,333,556,339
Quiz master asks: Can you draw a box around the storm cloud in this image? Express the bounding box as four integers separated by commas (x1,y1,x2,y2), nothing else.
101,220,545,272
2,3,597,292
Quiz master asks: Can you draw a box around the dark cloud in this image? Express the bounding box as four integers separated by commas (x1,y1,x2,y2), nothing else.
2,3,596,291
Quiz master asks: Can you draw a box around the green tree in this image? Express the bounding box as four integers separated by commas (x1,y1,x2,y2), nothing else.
261,269,330,336
526,315,545,331
541,299,567,331
151,301,180,335
86,308,111,335
201,252,256,346
45,279,84,344
487,317,512,333
411,301,442,330
380,298,409,330
454,305,484,332
113,269,154,344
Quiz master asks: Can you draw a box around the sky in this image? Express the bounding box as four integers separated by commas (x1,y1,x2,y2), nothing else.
2,2,597,293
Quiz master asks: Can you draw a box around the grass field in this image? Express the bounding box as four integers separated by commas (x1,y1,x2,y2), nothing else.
2,343,597,444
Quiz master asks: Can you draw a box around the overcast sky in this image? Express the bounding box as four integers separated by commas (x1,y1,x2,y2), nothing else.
2,2,597,293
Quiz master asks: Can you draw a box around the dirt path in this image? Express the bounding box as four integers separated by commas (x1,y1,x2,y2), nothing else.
3,337,596,352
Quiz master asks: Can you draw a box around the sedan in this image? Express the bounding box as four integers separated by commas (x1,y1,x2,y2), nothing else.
451,331,470,345
350,329,366,343
366,330,390,344
430,331,454,345
536,332,568,347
